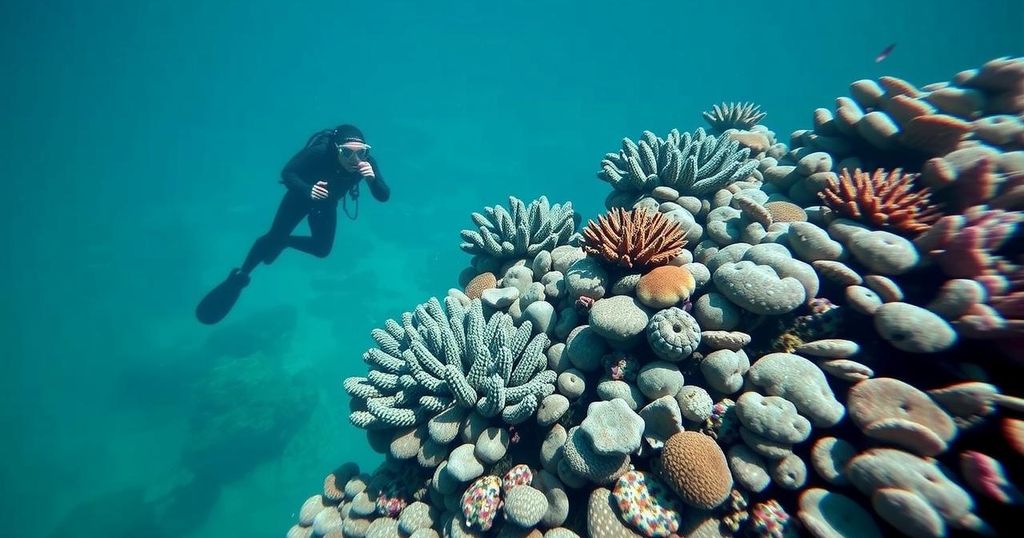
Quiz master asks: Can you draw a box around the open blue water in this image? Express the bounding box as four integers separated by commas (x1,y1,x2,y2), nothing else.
2,1,1021,535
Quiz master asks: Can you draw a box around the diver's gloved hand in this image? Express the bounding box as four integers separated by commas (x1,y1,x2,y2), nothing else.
311,180,329,200
358,161,375,180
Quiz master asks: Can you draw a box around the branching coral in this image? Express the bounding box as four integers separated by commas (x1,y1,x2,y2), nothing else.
818,168,943,235
581,208,686,270
702,102,767,132
345,297,556,430
597,128,758,197
460,195,579,262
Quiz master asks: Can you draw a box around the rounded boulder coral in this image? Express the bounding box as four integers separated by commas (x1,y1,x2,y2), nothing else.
636,265,696,308
656,431,733,510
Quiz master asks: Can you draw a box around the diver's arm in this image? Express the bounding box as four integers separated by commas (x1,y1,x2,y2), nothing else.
365,154,391,202
279,143,324,195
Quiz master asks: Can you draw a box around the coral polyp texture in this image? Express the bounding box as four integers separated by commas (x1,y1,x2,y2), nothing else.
345,296,556,431
703,101,768,132
818,167,943,235
288,57,1024,538
597,128,759,201
581,208,686,270
460,195,580,265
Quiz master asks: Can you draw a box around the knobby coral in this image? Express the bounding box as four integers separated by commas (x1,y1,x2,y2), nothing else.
703,102,767,132
581,208,686,270
460,195,579,262
818,168,942,235
598,128,758,197
345,297,556,430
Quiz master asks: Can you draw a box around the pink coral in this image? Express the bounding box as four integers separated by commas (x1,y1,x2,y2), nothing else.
914,207,1022,280
960,451,1023,505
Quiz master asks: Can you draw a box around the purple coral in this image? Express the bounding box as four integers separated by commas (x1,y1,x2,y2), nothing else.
701,398,740,444
603,351,640,382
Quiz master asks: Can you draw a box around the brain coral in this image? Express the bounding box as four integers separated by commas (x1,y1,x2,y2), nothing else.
656,431,733,510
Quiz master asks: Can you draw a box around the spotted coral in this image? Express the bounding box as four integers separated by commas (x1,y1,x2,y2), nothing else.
581,208,686,270
818,168,942,235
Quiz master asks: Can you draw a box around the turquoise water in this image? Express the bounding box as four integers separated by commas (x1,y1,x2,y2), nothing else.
2,1,1022,536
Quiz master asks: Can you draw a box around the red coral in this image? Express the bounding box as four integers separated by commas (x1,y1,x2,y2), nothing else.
819,168,943,235
581,208,686,269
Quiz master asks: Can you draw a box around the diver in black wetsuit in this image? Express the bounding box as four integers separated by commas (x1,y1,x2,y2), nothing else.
196,124,391,325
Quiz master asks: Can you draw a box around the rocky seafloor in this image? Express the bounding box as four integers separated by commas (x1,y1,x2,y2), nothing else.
286,56,1024,538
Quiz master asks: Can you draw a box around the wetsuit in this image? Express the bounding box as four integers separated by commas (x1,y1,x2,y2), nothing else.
239,137,391,273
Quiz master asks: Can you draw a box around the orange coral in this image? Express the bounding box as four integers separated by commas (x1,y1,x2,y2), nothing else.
818,168,942,235
465,272,497,299
582,208,686,270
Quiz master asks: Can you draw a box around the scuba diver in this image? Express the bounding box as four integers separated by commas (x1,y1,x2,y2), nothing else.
196,124,391,325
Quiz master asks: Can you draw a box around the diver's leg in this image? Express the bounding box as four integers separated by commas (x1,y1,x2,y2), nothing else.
287,202,337,258
240,191,309,273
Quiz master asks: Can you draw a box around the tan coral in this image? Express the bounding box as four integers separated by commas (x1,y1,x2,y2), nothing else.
818,168,942,235
1004,418,1024,456
764,201,807,223
900,114,973,155
465,272,497,299
636,265,696,308
581,208,686,270
847,378,957,456
657,431,733,510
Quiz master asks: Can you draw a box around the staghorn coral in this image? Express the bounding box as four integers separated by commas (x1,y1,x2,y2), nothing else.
703,102,768,132
597,128,758,197
818,168,942,235
344,297,556,431
581,208,686,270
460,195,580,262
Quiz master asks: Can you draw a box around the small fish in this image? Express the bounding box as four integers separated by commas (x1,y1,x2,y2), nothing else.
875,43,896,63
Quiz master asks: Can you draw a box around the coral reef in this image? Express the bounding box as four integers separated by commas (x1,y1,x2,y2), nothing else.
288,56,1024,538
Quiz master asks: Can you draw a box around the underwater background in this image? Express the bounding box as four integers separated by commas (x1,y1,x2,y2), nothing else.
2,0,1022,536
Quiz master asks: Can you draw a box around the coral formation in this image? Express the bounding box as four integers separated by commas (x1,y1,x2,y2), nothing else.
597,128,759,200
818,168,942,235
703,102,768,132
288,57,1024,538
581,208,686,270
460,195,580,268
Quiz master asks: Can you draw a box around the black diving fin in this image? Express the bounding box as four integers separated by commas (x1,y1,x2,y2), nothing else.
195,269,250,325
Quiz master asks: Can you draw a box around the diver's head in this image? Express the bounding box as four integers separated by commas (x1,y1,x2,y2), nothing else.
332,124,370,172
